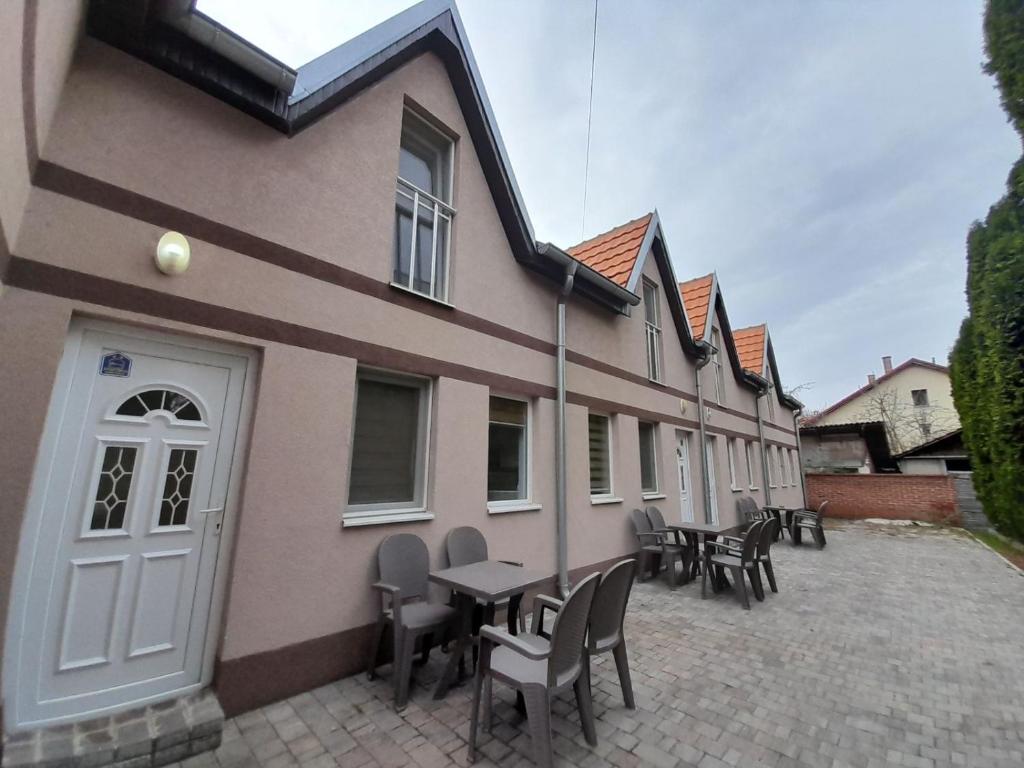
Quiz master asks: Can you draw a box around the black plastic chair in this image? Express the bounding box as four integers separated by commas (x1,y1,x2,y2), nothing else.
702,520,765,609
755,516,780,594
791,501,828,549
629,509,686,589
366,533,459,709
646,506,695,582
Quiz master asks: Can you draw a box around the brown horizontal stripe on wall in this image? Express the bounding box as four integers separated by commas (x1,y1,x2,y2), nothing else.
30,162,798,436
5,257,556,400
567,391,703,434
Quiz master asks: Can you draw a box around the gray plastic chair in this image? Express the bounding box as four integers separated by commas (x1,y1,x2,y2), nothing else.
791,501,828,548
469,572,601,768
647,506,696,584
630,508,686,588
756,516,780,594
446,526,526,633
702,520,764,609
366,533,458,710
736,496,764,522
536,559,638,710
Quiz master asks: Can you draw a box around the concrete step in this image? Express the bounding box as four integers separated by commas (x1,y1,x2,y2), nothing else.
2,689,223,768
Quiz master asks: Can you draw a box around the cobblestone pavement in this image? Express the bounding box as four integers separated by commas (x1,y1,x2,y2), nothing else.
197,523,1024,768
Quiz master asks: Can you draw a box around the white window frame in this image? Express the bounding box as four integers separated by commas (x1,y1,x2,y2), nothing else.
638,420,662,498
589,412,620,504
344,369,433,527
393,109,456,304
790,449,800,488
711,327,725,404
780,445,790,487
487,394,540,514
727,437,741,491
767,444,778,488
642,280,663,384
745,440,758,490
766,383,776,422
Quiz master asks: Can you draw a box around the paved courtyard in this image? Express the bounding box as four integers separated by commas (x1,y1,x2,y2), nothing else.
200,523,1024,768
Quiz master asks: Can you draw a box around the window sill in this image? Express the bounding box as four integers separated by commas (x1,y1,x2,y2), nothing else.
748,486,759,491
641,493,666,501
730,487,743,493
389,281,455,309
590,495,624,506
342,509,434,528
487,502,542,515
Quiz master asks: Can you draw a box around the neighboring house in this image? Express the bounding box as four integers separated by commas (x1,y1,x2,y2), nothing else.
798,421,897,474
804,356,960,454
0,0,804,736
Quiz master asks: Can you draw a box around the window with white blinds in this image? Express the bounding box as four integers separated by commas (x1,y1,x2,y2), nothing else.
589,414,612,497
745,440,758,490
638,421,658,494
346,371,430,517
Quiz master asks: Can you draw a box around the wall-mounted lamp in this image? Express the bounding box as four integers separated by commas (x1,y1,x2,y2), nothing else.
155,231,191,275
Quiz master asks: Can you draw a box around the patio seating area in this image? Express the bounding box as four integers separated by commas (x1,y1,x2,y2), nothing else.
199,522,1024,768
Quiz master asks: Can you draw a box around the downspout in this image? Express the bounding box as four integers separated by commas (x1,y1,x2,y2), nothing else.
755,389,772,506
555,262,578,598
792,409,808,508
694,344,713,524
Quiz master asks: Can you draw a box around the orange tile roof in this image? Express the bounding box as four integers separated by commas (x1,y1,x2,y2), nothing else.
679,274,714,340
567,213,653,287
733,324,767,374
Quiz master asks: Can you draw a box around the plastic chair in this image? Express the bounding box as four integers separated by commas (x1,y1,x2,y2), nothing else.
630,509,686,588
445,526,526,633
756,516,780,594
702,520,765,609
790,501,828,548
366,533,458,709
535,559,638,709
469,572,601,768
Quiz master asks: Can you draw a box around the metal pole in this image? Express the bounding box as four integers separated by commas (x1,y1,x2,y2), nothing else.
793,410,808,509
556,263,577,598
755,391,772,506
694,345,713,524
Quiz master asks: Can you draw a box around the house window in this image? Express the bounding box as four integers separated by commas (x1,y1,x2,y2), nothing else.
488,396,528,503
589,414,613,498
790,449,800,487
780,446,790,487
638,421,659,495
642,280,663,383
766,385,776,421
767,444,777,488
711,327,725,404
745,440,758,490
727,438,739,490
911,389,929,407
346,370,431,521
393,110,454,302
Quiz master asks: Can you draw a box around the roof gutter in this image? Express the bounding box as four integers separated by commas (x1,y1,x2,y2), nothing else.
536,242,640,311
160,1,298,94
555,260,578,599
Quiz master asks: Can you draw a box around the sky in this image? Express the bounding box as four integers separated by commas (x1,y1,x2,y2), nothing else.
199,0,1020,410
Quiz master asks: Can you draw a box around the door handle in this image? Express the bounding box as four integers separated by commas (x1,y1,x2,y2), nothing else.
199,507,224,515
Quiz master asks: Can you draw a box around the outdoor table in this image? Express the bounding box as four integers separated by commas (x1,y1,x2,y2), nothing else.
428,560,548,700
763,505,802,539
667,522,748,590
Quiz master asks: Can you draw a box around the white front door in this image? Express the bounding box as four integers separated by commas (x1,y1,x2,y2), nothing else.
6,321,251,728
704,436,719,525
676,432,694,523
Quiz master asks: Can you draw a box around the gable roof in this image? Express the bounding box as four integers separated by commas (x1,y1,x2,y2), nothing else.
805,358,949,425
679,274,715,341
87,0,637,313
567,214,654,288
733,324,767,375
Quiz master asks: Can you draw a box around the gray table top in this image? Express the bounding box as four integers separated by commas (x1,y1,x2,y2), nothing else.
666,521,746,536
429,560,549,601
763,504,802,512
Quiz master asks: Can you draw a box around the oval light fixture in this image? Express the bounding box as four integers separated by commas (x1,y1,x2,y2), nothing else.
155,231,191,275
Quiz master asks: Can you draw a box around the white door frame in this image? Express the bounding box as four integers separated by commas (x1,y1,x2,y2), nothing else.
675,431,694,524
3,318,257,730
704,435,719,525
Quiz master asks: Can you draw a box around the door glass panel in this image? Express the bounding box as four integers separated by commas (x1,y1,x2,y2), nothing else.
158,449,197,527
116,390,201,421
90,446,137,530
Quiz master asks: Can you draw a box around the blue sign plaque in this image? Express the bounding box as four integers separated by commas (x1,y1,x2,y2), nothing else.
99,352,132,378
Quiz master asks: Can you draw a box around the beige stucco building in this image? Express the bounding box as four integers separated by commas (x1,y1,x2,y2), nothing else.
0,0,805,736
806,356,959,454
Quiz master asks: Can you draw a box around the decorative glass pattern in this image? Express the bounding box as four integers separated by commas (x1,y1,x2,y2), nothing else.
116,390,200,421
90,446,137,530
158,449,197,526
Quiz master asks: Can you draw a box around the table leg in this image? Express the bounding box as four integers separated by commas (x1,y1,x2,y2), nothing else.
434,592,474,700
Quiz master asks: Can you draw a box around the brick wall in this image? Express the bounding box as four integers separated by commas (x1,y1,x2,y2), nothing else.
805,473,961,525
